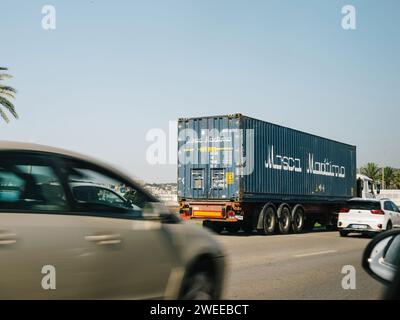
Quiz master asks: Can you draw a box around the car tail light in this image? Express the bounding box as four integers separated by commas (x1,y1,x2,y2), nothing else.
371,209,384,215
340,208,350,213
227,210,235,217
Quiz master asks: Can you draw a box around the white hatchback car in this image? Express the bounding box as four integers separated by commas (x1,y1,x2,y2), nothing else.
338,198,400,237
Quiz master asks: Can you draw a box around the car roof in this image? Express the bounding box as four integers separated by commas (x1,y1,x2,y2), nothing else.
348,197,380,202
0,140,157,201
349,197,393,203
0,141,112,168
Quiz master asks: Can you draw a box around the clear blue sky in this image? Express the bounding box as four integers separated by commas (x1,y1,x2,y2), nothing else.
1,0,399,182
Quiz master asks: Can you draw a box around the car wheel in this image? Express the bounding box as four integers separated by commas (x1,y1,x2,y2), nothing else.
339,230,348,237
180,270,215,300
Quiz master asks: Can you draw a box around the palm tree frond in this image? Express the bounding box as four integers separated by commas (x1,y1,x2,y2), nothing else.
0,89,16,100
0,67,18,123
0,108,10,123
0,73,12,81
0,96,18,119
360,163,381,182
0,85,17,94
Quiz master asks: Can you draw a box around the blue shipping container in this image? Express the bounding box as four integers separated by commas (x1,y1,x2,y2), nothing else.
177,114,356,204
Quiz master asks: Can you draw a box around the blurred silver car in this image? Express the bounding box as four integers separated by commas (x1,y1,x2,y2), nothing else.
0,141,225,299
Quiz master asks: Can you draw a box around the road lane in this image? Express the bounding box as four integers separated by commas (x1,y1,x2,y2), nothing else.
213,231,386,299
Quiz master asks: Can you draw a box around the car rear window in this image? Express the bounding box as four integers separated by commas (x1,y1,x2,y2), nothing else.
347,201,381,210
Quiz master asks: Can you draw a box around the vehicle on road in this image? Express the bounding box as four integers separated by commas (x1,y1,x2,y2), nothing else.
362,229,400,299
338,198,400,237
178,114,378,235
0,141,225,299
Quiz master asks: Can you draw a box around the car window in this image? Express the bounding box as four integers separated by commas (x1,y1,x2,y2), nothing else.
390,202,399,213
61,158,152,216
347,200,381,210
0,152,68,212
73,185,132,209
384,201,393,211
384,201,396,211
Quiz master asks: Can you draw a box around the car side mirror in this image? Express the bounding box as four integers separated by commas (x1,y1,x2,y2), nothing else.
362,230,400,285
142,202,180,223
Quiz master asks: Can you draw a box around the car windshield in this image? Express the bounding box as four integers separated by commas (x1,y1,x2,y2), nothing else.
347,201,381,210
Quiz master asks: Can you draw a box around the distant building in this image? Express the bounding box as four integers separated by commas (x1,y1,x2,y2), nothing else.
143,183,178,207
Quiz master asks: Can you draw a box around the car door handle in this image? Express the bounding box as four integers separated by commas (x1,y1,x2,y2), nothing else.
85,234,122,245
0,232,18,245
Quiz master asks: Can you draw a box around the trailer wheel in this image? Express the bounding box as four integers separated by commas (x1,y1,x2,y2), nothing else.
292,206,305,234
258,205,277,235
278,205,292,234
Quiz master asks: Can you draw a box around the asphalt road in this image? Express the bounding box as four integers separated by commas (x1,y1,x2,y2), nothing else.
213,230,386,299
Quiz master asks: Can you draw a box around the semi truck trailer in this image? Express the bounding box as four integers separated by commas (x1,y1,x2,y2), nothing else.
177,114,377,234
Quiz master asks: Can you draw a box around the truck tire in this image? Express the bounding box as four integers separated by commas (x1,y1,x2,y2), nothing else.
292,205,305,234
258,205,277,235
278,205,292,234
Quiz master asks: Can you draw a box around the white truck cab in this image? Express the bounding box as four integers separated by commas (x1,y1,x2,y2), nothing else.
357,174,380,199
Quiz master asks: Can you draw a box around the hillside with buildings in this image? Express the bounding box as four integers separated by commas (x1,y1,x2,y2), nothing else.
143,183,178,207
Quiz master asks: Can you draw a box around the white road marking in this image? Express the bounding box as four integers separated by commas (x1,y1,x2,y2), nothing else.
293,250,338,258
